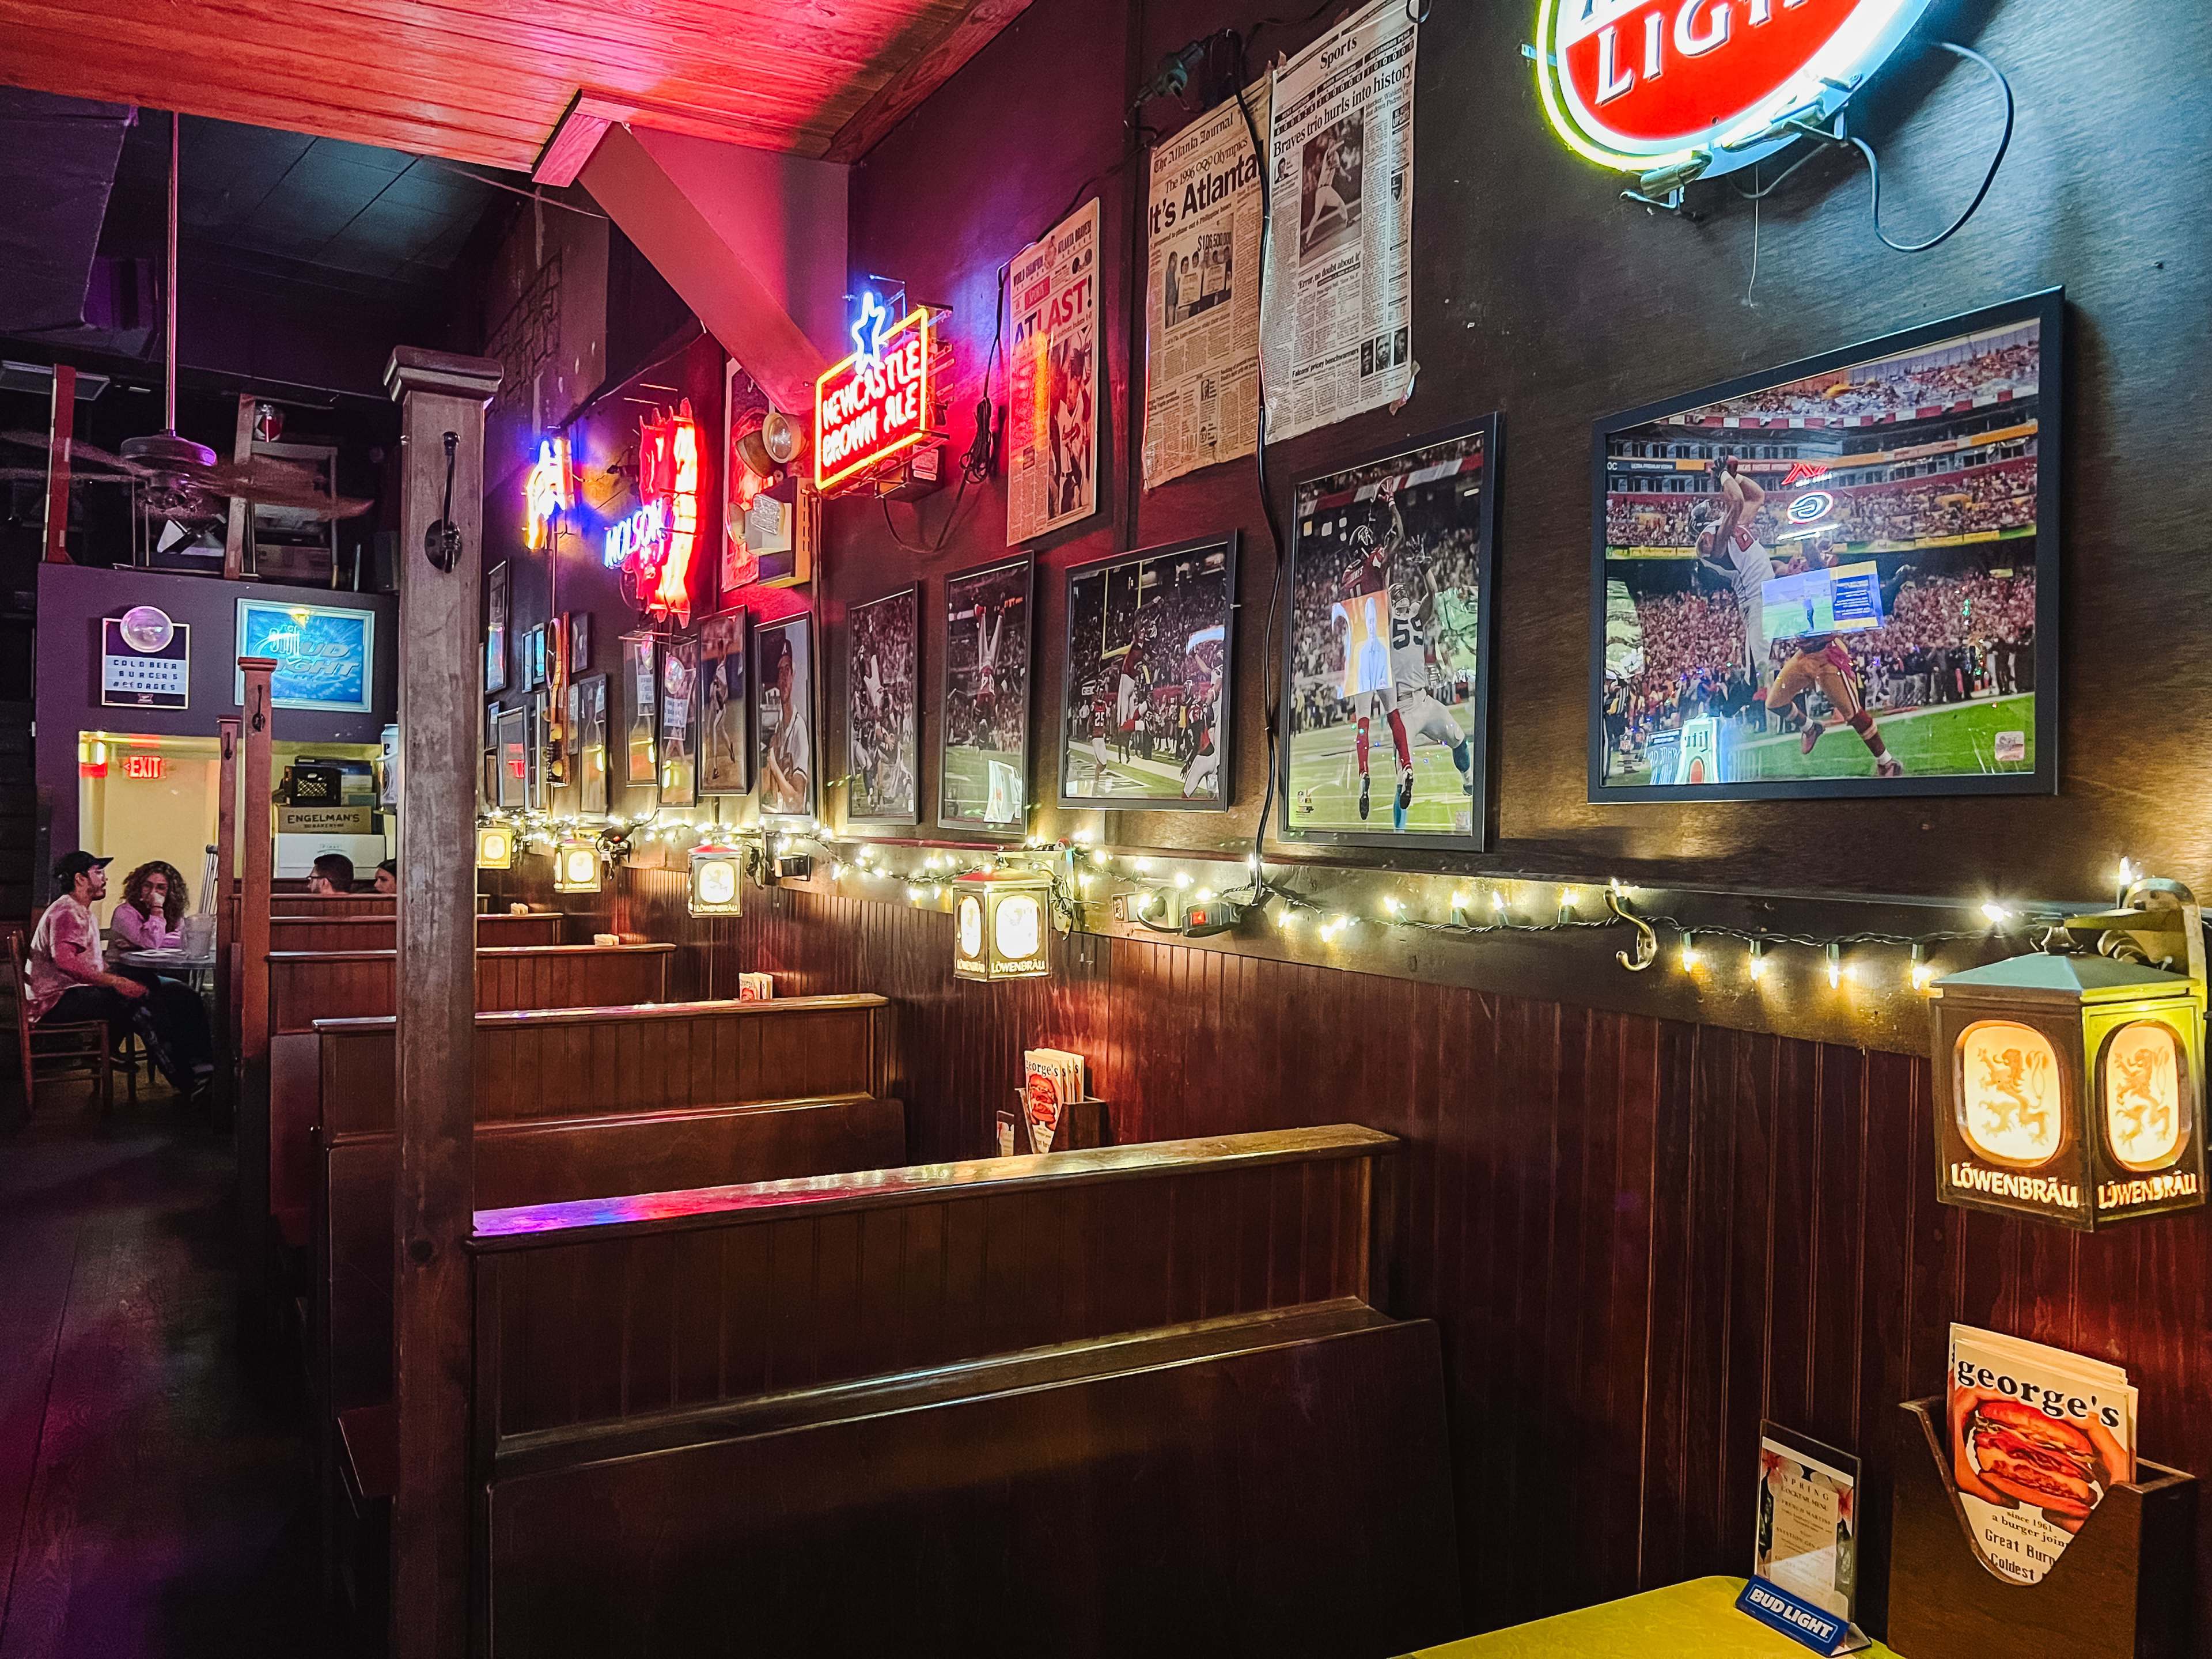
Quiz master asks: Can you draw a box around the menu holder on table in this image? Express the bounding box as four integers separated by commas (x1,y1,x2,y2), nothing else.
1887,1397,2194,1659
1001,1092,1108,1156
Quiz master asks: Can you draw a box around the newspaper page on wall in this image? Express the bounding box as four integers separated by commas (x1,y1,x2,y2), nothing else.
1259,0,1418,443
1007,198,1101,544
1142,82,1268,490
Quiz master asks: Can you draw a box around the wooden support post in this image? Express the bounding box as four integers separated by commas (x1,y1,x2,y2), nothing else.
43,363,75,563
214,715,240,1111
385,346,502,1659
224,392,255,581
234,658,276,1321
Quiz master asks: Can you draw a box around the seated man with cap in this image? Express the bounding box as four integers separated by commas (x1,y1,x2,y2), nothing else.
27,851,214,1101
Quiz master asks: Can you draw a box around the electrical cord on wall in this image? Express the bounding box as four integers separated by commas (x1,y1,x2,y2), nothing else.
1850,41,2014,253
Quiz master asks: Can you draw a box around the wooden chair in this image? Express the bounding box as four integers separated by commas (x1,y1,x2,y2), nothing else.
7,930,113,1117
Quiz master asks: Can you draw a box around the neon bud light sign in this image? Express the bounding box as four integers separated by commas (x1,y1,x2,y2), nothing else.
815,292,933,494
604,403,700,624
1536,0,1936,181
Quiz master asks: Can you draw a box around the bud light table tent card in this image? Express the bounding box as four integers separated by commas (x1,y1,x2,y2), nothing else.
1740,1423,1870,1655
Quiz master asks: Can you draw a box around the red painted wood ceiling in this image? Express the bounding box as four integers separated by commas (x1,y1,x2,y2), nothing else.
0,0,1026,171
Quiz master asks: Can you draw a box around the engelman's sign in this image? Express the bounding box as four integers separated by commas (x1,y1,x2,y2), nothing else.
1536,0,1937,180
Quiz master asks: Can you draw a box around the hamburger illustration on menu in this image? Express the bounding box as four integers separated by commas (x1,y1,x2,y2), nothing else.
1948,1325,2137,1584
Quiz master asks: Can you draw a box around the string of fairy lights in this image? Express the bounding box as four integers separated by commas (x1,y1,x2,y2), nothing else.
476,806,2145,997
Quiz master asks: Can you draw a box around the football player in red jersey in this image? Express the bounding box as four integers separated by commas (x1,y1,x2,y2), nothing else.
1764,537,1904,778
1335,479,1414,822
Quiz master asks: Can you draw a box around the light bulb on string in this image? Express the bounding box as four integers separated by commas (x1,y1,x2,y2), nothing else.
1679,931,1701,972
1826,944,1847,989
1910,943,1933,993
1747,941,1767,982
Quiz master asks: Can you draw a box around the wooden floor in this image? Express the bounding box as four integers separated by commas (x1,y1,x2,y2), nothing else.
0,1082,325,1657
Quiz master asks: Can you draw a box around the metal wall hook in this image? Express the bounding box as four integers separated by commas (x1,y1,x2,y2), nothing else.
423,430,464,572
1609,887,1658,972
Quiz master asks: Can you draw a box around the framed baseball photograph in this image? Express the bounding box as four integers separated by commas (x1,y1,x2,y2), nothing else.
659,635,699,808
621,631,658,786
697,611,751,795
846,585,921,827
753,614,817,821
940,554,1033,832
1059,535,1237,810
575,674,609,816
1592,289,2061,802
1279,416,1499,850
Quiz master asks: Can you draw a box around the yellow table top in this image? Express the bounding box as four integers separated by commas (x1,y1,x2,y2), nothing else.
1406,1577,1899,1658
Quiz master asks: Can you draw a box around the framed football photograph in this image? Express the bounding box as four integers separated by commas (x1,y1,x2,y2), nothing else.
1279,416,1500,850
1590,288,2062,803
1059,535,1237,810
697,611,751,796
940,554,1034,834
753,613,817,821
846,585,921,828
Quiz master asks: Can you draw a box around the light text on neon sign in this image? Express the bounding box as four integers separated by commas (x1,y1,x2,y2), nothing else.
603,406,700,624
1535,0,1937,180
815,305,932,493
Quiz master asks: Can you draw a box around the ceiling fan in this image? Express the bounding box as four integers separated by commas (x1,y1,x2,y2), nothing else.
0,113,372,537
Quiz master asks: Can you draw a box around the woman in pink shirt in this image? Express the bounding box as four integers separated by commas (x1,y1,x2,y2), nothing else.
111,860,188,950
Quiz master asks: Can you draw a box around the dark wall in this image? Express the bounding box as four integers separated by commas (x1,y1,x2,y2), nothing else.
35,561,396,851
827,0,2212,900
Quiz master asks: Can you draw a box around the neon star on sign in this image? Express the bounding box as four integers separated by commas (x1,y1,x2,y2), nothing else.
815,301,933,494
1536,0,1937,180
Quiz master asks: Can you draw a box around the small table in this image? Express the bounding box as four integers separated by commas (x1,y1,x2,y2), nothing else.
1404,1578,1897,1658
113,947,218,993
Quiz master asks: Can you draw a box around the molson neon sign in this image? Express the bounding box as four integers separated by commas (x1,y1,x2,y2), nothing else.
1536,0,1936,180
815,293,933,494
603,405,700,624
524,435,571,551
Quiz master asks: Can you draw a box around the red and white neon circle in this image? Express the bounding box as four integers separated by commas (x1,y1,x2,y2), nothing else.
1536,0,1937,178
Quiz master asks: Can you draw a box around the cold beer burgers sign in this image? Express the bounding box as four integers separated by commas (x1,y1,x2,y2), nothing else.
1536,0,1936,180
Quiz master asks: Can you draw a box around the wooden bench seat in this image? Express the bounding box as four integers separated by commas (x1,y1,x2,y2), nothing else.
255,944,679,1260
462,1126,1459,1657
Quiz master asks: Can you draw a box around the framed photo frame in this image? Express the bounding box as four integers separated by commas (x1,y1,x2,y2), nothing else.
753,613,818,821
698,611,751,796
1279,415,1501,850
659,635,699,808
1590,289,2061,803
575,673,609,816
493,704,527,810
846,585,921,828
236,597,376,713
1059,535,1237,810
486,562,509,694
621,632,658,786
571,610,593,673
939,554,1033,833
525,691,547,810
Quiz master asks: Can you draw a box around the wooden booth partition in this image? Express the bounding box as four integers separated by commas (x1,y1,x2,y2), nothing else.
270,894,397,917
260,944,681,1255
268,912,563,955
465,1127,1457,1657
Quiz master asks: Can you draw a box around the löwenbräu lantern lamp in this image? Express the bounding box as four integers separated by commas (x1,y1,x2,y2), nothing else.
688,843,744,917
552,835,603,893
1931,878,2206,1229
952,869,1051,982
476,823,516,869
